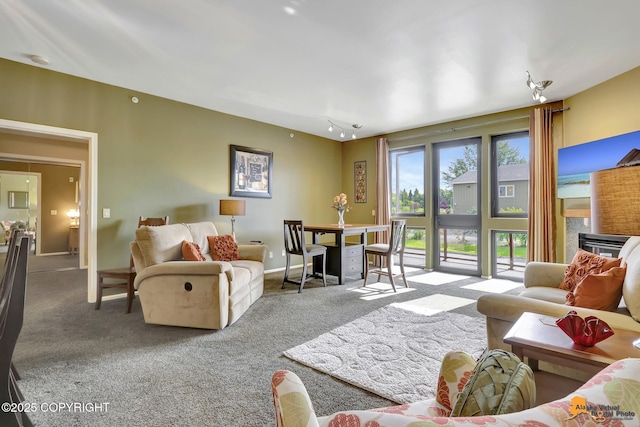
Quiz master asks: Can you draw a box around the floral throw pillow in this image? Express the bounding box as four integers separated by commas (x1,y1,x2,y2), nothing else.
207,235,239,261
182,241,205,261
559,249,622,292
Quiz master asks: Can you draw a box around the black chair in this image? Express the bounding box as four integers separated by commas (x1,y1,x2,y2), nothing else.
282,220,327,292
0,231,33,426
363,219,408,292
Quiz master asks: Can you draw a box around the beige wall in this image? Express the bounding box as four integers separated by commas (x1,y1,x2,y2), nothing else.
0,58,342,270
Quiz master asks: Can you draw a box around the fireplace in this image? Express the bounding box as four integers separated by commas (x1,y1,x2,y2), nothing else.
578,233,630,258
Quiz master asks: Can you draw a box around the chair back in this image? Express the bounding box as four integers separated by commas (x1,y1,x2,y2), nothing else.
389,220,407,255
283,220,307,255
0,233,31,426
138,216,169,227
130,216,170,269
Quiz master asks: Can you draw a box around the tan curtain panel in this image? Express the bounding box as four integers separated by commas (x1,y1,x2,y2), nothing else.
375,137,390,245
527,106,556,263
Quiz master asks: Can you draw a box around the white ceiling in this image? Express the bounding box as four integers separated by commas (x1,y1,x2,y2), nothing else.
2,0,640,141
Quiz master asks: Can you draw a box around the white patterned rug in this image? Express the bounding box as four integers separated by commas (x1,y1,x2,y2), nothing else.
283,305,486,404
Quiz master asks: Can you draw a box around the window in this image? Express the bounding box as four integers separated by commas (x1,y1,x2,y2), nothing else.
498,185,514,198
389,147,425,216
491,230,526,281
491,131,529,217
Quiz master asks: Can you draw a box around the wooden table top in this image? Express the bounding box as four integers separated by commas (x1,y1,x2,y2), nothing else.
504,312,640,367
303,223,389,234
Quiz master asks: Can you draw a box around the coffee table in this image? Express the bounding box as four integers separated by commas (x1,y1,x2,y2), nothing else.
504,312,640,376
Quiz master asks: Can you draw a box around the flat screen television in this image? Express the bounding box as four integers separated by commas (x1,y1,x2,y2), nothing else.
557,129,640,199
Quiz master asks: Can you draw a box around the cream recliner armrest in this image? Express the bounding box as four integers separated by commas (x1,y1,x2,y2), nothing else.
523,261,568,288
238,244,267,263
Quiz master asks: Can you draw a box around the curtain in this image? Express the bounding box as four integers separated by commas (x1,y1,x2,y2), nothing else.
527,106,556,262
375,137,390,245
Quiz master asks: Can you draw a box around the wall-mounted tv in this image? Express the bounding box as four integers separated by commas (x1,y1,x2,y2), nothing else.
557,130,640,199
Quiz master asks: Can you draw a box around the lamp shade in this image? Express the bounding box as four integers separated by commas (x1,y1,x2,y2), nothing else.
590,166,640,235
219,199,246,216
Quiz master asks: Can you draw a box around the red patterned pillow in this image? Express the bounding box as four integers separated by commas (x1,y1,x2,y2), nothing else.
559,249,622,292
207,235,239,261
182,241,205,261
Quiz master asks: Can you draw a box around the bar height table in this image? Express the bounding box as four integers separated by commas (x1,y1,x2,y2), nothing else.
303,223,389,285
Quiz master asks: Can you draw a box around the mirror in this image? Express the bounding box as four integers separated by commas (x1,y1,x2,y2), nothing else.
8,191,29,209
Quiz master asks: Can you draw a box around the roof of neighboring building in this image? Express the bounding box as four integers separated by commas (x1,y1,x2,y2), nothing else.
451,163,529,185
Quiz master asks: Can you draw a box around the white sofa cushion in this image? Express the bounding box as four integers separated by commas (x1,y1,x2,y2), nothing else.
136,223,191,267
186,221,219,255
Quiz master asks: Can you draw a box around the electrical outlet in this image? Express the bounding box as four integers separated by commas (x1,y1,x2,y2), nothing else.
372,209,376,216
268,251,273,259
281,249,285,257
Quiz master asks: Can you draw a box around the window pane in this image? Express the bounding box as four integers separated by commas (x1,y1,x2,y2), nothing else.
440,143,478,215
390,148,425,215
438,227,478,272
492,230,526,281
492,132,529,216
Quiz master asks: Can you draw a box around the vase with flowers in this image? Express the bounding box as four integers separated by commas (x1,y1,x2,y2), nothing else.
331,193,351,227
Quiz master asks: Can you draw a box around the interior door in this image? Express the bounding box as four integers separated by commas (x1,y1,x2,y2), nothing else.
433,138,481,275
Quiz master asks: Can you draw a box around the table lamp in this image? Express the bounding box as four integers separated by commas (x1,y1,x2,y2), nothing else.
219,199,246,241
67,209,80,226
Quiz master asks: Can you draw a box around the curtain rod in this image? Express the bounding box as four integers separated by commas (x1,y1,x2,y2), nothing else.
388,107,569,142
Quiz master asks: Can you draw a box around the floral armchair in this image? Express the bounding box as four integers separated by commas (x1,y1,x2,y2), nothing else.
272,354,640,427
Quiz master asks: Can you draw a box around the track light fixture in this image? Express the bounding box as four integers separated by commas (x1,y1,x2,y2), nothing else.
327,120,362,140
526,71,552,103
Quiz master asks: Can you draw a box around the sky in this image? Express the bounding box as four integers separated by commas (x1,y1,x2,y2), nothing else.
558,130,640,176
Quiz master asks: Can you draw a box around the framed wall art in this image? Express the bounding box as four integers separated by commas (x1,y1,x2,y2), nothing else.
230,145,273,198
354,160,366,203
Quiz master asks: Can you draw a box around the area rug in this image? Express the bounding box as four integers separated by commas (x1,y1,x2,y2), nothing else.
283,305,486,404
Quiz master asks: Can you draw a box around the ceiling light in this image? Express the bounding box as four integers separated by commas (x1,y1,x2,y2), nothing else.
29,54,50,66
525,71,552,104
327,120,362,140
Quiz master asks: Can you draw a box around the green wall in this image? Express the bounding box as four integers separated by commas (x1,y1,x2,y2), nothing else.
0,58,343,270
3,56,639,273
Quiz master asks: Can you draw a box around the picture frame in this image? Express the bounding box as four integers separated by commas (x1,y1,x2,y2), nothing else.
230,145,273,198
8,191,29,209
354,160,367,203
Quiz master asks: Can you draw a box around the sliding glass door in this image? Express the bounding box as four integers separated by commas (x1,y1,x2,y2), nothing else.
432,138,481,275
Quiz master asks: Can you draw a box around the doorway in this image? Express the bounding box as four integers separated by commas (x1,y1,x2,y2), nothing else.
432,137,482,275
0,119,97,301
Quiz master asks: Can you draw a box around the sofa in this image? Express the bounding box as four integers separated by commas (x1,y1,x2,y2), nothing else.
272,353,640,426
477,236,640,378
130,221,267,330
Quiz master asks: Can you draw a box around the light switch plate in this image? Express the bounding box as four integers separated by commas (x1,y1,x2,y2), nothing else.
102,208,111,218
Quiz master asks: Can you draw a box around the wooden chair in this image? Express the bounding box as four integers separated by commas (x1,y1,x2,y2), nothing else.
96,216,169,313
0,232,33,426
363,219,408,292
282,220,327,293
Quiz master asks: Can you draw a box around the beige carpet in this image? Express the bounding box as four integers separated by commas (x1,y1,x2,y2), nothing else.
284,305,486,404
